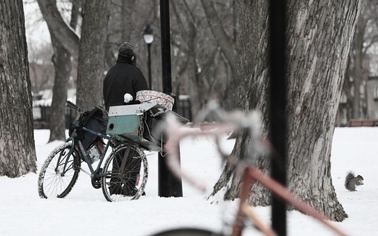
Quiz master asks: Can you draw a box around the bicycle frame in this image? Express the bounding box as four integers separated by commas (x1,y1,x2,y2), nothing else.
62,127,112,178
70,125,144,184
64,100,113,177
64,100,159,177
37,101,150,201
233,166,347,236
163,111,348,236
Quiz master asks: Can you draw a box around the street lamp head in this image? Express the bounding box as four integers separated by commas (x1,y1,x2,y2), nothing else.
143,25,154,44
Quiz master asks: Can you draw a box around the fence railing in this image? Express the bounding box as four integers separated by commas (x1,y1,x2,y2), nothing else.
33,97,192,129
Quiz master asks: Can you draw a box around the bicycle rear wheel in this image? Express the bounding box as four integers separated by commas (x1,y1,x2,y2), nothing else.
151,227,221,236
101,143,148,201
38,142,81,199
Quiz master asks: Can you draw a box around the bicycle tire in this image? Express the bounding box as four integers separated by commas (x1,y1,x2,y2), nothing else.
38,142,81,199
101,143,148,201
150,227,221,236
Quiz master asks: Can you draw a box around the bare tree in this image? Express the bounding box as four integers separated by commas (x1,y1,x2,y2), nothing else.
171,1,216,114
33,0,238,118
0,0,37,177
104,0,138,71
49,1,80,141
169,1,237,115
37,0,80,58
211,0,360,222
37,0,81,141
105,0,158,80
200,0,236,74
345,1,378,119
28,43,54,93
199,0,238,110
37,0,110,137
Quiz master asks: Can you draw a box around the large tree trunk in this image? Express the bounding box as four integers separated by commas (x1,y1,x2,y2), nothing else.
0,0,37,177
285,0,360,221
76,0,111,110
211,0,360,222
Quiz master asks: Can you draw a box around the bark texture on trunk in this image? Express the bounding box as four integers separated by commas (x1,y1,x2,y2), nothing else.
48,39,72,142
76,0,111,110
37,0,79,142
285,0,360,221
211,0,360,222
0,0,37,177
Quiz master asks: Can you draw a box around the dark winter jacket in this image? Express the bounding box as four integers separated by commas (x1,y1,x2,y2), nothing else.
103,57,148,111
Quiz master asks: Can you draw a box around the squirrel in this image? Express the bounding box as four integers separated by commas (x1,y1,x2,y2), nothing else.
345,171,364,191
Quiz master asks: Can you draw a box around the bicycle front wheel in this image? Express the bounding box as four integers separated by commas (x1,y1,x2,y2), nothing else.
101,143,148,202
38,142,81,199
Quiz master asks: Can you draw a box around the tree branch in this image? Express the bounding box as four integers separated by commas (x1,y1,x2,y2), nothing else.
37,0,80,58
200,0,236,74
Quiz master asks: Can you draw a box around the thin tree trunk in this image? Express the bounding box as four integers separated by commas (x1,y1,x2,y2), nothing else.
353,48,362,119
0,0,37,177
200,0,236,74
48,40,72,142
199,0,237,111
350,12,366,119
48,1,79,142
121,0,136,43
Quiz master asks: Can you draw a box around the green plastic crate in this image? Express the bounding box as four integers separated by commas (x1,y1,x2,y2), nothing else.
106,114,141,141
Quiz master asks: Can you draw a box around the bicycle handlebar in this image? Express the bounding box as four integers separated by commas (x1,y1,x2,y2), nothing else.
163,100,266,192
66,100,83,113
162,100,348,236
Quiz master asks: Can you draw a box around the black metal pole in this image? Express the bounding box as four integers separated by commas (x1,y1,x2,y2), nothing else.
147,43,152,89
269,0,287,235
158,0,183,197
160,1,172,94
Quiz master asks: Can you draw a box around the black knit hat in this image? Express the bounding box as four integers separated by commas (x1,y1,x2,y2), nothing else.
118,42,136,65
118,42,134,58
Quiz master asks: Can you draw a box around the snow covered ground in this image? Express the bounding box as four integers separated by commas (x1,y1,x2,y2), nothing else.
0,127,377,235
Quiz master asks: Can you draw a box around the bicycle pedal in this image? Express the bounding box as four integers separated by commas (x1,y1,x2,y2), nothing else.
91,178,101,189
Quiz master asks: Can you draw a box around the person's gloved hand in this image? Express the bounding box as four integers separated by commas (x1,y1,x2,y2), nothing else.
124,93,133,103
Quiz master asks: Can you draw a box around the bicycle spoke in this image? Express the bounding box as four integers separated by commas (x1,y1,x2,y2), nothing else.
101,144,148,202
38,143,81,199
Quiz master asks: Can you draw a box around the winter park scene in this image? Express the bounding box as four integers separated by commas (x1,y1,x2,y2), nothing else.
2,1,378,236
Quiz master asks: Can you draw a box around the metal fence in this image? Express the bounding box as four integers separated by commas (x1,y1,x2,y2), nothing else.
33,97,192,129
33,106,78,129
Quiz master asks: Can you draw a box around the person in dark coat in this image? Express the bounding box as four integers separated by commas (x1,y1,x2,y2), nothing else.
103,42,148,111
103,42,148,196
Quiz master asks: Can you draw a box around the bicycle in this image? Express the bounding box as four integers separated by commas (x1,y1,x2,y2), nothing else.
151,101,348,236
37,101,152,202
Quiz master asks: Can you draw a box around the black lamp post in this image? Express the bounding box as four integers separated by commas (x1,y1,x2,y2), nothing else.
158,0,183,198
143,24,154,89
269,1,287,235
